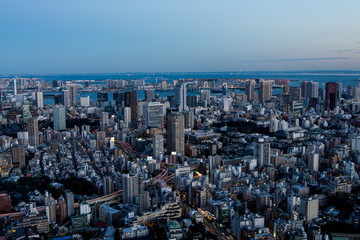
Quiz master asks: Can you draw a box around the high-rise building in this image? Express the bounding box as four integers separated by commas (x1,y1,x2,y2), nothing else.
209,155,222,182
97,92,108,103
174,83,189,112
167,112,185,155
123,91,138,127
53,105,66,131
145,89,154,102
245,79,256,102
325,82,338,110
183,111,194,130
200,89,210,102
12,146,25,169
13,78,17,95
355,84,360,102
22,100,31,123
36,91,44,108
65,190,74,217
259,80,272,103
139,191,150,214
289,87,301,101
283,93,291,112
153,134,164,161
124,107,131,124
113,92,121,105
301,81,319,99
79,202,92,223
58,195,68,223
308,153,319,172
222,83,229,96
223,96,232,112
103,176,113,195
101,112,109,131
17,131,29,146
62,89,71,108
122,173,139,204
46,200,57,224
28,118,39,147
254,139,271,169
143,102,164,128
67,84,77,107
337,82,343,100
300,197,319,221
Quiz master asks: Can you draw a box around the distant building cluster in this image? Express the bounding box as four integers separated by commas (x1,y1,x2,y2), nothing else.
0,76,359,239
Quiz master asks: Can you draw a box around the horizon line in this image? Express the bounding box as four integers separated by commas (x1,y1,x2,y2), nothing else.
1,69,360,77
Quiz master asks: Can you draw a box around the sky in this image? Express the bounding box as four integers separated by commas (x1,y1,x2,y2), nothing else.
1,0,360,74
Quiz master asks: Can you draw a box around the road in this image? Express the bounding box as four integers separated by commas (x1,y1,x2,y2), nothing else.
203,218,232,240
183,203,231,240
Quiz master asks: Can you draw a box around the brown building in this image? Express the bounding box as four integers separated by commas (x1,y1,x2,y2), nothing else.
259,80,272,103
12,146,26,169
0,193,12,213
167,112,185,155
325,82,338,111
245,79,256,102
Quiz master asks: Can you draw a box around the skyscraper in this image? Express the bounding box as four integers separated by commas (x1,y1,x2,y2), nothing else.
58,195,68,223
143,102,164,128
289,87,301,101
123,107,131,124
145,89,155,102
139,191,150,214
301,81,319,99
65,190,74,217
245,79,255,102
167,112,185,155
123,91,138,127
36,91,43,108
101,112,109,131
103,176,113,195
174,83,189,112
254,139,271,169
13,78,17,95
122,173,139,204
308,153,319,172
53,105,66,131
325,82,338,110
46,200,57,224
209,155,222,182
62,89,71,108
22,100,31,123
153,134,164,161
12,146,25,169
259,80,272,103
183,111,194,130
28,118,39,147
67,84,77,107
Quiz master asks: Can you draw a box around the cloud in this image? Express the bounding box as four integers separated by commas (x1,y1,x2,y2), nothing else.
334,49,354,53
241,57,351,62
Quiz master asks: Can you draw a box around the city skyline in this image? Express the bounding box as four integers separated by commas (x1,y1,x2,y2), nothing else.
1,0,360,74
1,1,360,239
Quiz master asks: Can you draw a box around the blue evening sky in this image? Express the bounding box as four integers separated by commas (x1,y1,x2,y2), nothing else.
1,0,360,74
